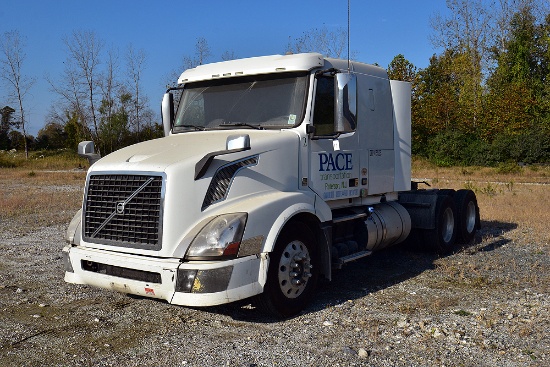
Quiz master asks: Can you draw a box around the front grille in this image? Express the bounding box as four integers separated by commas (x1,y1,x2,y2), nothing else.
83,174,163,250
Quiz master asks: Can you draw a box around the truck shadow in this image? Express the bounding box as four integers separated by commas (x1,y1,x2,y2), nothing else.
205,220,517,322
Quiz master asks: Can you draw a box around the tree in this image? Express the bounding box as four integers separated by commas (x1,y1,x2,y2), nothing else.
387,54,418,85
98,92,132,154
413,51,468,155
126,44,148,140
62,30,105,151
484,5,550,138
430,0,489,128
286,26,349,58
0,105,15,149
98,47,120,146
63,110,87,151
7,130,25,150
182,37,212,70
36,122,66,150
0,31,35,158
221,50,237,61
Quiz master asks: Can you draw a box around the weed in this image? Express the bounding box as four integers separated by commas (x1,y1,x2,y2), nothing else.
28,171,36,177
522,349,537,360
470,276,490,288
453,309,471,317
504,181,514,192
461,167,473,175
464,181,478,192
480,183,497,197
495,162,521,174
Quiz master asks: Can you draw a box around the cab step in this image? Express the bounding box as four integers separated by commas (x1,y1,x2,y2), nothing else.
332,250,373,269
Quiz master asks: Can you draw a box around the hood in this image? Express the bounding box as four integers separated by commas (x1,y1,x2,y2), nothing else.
91,130,296,173
83,129,301,257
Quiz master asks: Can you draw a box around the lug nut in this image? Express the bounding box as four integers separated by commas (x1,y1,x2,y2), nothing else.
293,255,304,261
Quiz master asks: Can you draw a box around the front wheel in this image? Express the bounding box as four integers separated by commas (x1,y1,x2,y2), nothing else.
258,221,318,318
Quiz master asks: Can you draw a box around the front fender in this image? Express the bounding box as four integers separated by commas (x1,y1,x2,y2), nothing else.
66,209,82,245
172,190,317,258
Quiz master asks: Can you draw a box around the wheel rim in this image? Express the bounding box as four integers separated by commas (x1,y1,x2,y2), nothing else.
465,201,477,234
277,240,312,299
442,207,455,243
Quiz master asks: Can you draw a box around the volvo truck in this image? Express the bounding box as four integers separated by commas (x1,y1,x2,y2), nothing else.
64,53,480,317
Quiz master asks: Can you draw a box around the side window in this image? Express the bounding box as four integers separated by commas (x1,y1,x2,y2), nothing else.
313,76,335,136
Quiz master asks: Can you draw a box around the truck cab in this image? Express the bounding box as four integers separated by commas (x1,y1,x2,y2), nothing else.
64,53,479,317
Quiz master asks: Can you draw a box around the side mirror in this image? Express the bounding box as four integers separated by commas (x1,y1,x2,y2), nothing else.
335,73,357,133
161,92,174,137
226,134,251,150
78,141,101,165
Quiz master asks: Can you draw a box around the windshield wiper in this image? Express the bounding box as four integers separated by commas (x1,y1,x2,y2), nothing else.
175,124,206,131
222,123,264,130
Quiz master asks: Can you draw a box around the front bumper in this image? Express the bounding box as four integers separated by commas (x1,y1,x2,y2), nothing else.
63,245,266,307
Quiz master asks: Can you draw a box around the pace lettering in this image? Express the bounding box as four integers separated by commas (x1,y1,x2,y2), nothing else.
319,153,353,172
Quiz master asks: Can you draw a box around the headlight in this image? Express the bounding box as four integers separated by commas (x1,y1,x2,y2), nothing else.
186,213,247,259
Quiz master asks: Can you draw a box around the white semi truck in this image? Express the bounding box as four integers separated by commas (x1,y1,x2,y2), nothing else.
64,53,480,317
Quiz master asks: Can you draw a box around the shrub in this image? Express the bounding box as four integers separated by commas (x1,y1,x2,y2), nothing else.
420,122,549,167
425,130,475,166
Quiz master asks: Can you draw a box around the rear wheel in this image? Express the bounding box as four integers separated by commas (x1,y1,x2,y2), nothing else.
454,189,479,244
258,222,318,318
423,194,457,254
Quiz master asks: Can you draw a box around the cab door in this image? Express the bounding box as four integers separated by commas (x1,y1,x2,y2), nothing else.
308,73,360,203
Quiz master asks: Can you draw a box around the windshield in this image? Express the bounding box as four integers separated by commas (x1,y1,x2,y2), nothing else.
173,72,309,132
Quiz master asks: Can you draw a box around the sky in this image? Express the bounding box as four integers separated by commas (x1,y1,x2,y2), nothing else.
1,0,450,136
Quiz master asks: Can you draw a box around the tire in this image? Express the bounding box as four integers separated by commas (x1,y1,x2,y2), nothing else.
423,194,457,254
258,221,319,318
454,189,480,244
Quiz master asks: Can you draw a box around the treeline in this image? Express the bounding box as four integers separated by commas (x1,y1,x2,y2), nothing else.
1,30,165,156
0,33,236,156
389,1,550,166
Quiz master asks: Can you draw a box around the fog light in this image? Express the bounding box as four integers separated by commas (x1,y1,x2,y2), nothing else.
192,266,233,293
175,266,233,294
175,269,197,293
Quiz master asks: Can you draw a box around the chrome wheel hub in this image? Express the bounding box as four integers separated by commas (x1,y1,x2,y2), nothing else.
277,240,312,299
442,207,455,243
465,201,476,233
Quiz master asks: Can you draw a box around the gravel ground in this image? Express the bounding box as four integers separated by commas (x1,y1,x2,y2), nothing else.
0,189,548,366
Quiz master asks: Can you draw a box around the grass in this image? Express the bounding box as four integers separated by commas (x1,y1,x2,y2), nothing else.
412,156,550,241
453,309,472,317
0,148,87,170
0,152,86,233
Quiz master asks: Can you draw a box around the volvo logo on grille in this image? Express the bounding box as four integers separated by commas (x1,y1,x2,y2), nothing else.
116,202,126,214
